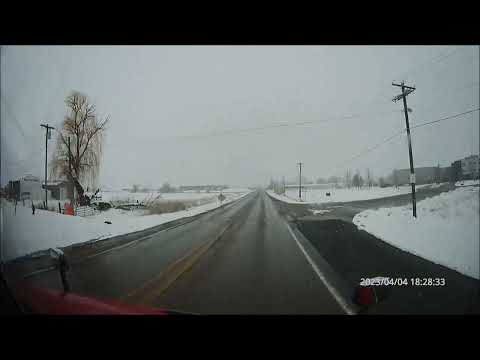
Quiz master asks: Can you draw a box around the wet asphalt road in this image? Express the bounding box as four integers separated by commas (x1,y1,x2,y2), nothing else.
7,184,479,314
152,191,344,314
13,190,345,314
270,183,480,314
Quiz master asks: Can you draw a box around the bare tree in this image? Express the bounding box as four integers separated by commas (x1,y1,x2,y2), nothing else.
160,182,176,193
434,163,441,184
352,170,364,189
378,176,385,187
268,178,275,190
131,184,140,193
344,169,352,189
392,169,399,188
51,91,109,206
365,168,373,188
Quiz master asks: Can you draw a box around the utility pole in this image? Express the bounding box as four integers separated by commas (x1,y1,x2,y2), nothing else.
40,123,55,209
392,81,417,217
297,162,303,200
282,176,286,195
68,137,75,205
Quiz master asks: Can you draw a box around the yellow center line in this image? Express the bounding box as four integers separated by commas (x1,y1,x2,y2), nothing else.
122,221,233,306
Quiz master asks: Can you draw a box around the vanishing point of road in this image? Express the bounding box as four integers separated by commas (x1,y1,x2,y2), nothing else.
8,187,479,314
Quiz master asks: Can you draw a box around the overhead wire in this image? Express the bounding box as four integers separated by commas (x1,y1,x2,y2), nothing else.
326,107,480,176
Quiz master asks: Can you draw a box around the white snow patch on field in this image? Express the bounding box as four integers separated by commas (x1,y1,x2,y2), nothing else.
1,191,250,262
353,186,479,279
268,184,434,205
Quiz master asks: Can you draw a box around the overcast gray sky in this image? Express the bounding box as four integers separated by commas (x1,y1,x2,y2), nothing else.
1,46,478,188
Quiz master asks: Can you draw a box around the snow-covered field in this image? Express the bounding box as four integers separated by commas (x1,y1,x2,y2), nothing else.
1,191,250,262
98,188,251,205
455,179,479,187
99,190,214,205
353,186,479,279
267,184,435,205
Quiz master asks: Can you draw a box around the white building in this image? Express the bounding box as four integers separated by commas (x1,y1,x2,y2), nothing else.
461,155,479,179
42,180,70,201
19,174,47,200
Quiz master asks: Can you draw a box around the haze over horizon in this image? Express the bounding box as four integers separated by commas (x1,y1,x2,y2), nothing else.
1,46,478,189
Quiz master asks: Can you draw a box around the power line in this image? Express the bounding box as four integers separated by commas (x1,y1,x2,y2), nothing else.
340,130,405,165
153,109,399,142
157,77,478,143
328,107,480,176
403,81,479,116
397,46,465,81
148,51,474,143
411,108,479,130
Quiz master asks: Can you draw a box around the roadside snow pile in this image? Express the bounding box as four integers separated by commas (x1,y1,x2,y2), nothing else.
455,180,479,187
428,182,447,189
1,191,249,262
353,186,479,279
266,190,309,204
310,209,331,215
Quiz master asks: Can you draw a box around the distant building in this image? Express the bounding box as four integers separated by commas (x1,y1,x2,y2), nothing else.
450,160,462,182
6,175,46,201
42,180,70,201
391,155,479,186
6,180,21,200
5,175,70,201
393,167,438,185
461,155,479,179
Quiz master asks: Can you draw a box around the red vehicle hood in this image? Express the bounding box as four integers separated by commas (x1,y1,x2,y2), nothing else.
13,282,173,315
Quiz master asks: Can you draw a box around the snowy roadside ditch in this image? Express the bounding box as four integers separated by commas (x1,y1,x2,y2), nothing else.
1,190,251,262
353,186,479,279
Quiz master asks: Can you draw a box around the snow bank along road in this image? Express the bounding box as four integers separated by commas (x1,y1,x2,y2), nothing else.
353,186,479,279
269,183,480,314
5,190,358,314
1,191,247,262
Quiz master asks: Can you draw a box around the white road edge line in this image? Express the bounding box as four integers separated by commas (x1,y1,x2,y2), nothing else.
286,223,356,315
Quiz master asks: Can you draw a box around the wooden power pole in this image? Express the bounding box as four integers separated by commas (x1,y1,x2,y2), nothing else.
297,162,303,200
40,123,55,209
392,81,417,217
